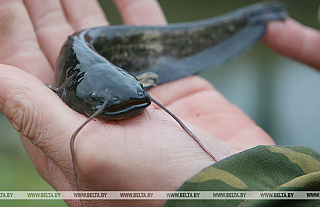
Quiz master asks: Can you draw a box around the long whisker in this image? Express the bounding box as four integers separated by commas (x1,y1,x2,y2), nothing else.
70,101,109,206
146,93,217,162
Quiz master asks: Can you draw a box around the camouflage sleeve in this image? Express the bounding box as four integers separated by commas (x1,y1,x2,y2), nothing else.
164,145,320,207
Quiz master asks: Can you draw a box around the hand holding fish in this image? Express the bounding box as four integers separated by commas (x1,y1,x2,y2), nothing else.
0,1,319,207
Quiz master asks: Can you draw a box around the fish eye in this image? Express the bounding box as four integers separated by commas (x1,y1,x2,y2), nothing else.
112,97,119,102
89,92,98,101
137,91,145,97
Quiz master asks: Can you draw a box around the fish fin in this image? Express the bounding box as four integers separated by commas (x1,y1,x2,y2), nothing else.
136,72,158,88
45,83,60,95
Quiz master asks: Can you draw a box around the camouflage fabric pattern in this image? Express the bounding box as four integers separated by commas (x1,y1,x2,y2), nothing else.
165,145,320,207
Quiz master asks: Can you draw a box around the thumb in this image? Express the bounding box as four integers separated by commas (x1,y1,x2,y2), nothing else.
0,64,84,189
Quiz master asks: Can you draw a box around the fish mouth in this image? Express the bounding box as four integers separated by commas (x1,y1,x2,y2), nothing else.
98,99,151,120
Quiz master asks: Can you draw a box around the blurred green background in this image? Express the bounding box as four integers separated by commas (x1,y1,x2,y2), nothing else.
0,0,319,206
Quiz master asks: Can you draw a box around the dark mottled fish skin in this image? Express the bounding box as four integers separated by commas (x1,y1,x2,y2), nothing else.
81,1,287,85
54,1,287,119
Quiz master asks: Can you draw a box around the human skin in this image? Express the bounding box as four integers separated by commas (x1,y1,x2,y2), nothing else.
0,0,319,206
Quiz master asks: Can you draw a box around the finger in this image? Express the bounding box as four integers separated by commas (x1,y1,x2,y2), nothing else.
0,0,53,82
262,18,320,70
0,64,84,184
24,0,73,69
61,0,108,31
114,0,167,25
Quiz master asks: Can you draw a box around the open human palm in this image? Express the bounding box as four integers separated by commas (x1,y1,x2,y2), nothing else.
1,0,319,206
